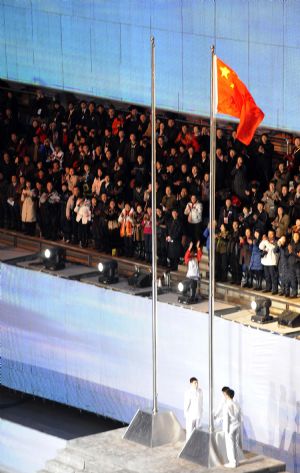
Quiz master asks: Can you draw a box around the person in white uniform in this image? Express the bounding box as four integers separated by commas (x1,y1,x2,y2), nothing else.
221,388,241,468
184,377,203,441
214,386,230,420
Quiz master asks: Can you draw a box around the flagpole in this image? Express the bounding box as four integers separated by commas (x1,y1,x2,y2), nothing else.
150,34,158,415
179,45,221,466
123,35,183,448
208,44,216,434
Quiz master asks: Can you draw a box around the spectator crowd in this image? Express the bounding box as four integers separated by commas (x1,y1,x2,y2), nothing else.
1,88,300,296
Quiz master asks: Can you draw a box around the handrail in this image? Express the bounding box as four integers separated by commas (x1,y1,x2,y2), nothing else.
1,228,299,314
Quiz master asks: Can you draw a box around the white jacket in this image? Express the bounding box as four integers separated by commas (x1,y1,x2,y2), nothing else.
75,199,91,224
222,399,241,434
184,202,203,224
186,259,200,280
259,239,278,266
184,386,203,422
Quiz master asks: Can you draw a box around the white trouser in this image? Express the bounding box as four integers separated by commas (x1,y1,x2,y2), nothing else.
225,425,239,466
186,417,201,440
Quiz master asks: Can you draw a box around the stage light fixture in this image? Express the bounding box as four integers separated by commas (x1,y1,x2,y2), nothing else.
98,259,119,284
251,297,273,323
42,247,66,270
177,278,200,304
128,265,152,288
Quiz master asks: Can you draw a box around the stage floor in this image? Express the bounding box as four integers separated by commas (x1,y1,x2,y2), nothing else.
222,309,300,337
44,427,286,473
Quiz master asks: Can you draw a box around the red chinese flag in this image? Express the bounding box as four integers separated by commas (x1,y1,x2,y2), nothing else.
216,57,264,146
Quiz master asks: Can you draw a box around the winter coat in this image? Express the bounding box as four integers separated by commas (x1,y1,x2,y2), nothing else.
259,239,278,266
239,240,252,266
231,165,248,199
75,199,91,224
21,189,36,223
276,245,288,275
216,232,229,255
249,241,263,271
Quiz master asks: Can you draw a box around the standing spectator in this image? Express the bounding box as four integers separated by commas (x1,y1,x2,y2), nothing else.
262,181,279,220
276,236,288,296
249,230,263,291
184,194,203,244
143,207,152,263
106,199,120,254
231,156,248,202
66,186,81,244
74,197,91,248
259,230,278,294
59,182,71,242
6,175,22,230
118,203,134,256
218,198,236,230
20,180,36,236
271,206,290,238
239,228,253,288
286,232,300,298
227,221,241,285
216,224,229,282
133,204,145,259
166,209,183,271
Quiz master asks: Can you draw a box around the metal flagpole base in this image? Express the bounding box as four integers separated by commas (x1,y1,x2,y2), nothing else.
179,428,222,467
123,409,184,447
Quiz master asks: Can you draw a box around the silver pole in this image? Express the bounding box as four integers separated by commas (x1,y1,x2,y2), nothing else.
208,45,216,434
150,35,158,415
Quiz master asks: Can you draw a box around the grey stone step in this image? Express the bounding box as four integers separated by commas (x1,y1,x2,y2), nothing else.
56,449,85,471
44,459,75,473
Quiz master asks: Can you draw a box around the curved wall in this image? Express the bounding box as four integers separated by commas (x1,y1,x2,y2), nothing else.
0,0,299,131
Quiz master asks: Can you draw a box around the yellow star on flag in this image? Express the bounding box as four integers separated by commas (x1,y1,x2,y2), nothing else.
230,83,234,89
220,66,230,79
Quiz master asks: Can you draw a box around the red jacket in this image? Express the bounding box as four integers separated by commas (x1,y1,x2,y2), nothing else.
184,247,202,265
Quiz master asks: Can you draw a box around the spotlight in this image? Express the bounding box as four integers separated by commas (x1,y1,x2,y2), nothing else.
42,247,66,270
177,278,200,304
128,265,152,288
98,259,119,284
251,297,273,323
278,310,300,328
44,249,51,259
178,282,184,293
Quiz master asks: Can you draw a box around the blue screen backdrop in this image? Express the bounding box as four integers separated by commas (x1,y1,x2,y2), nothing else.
0,0,299,130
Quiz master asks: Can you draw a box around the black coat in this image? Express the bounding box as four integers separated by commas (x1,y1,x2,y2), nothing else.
167,218,183,259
